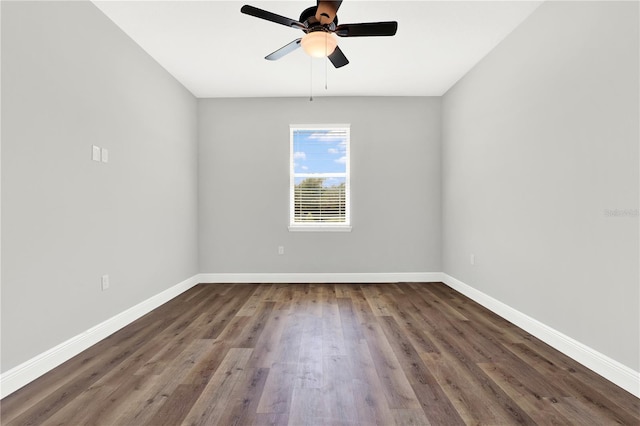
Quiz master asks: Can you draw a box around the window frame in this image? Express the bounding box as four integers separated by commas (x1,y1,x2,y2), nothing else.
289,124,352,232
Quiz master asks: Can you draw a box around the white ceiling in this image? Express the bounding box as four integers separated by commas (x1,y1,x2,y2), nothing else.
93,1,543,98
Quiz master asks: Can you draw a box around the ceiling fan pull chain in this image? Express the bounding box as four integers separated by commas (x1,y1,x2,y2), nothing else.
325,57,328,90
309,56,314,102
325,36,329,90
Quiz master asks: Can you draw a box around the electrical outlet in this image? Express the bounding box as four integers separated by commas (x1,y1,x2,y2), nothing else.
470,254,475,266
101,274,110,291
278,246,284,255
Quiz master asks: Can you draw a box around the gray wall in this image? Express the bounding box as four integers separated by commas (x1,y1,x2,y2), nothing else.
198,97,441,273
1,1,198,372
442,1,639,370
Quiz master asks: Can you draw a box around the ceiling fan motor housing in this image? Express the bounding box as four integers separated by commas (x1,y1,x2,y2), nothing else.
300,6,338,30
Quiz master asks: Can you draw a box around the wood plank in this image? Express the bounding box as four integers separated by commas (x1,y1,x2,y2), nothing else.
236,284,271,316
360,321,421,409
349,340,397,426
143,384,205,426
273,284,296,310
334,283,351,298
288,386,329,425
321,288,346,357
337,296,364,346
271,312,304,365
408,283,469,323
423,342,538,425
478,362,572,425
295,314,323,388
548,396,619,425
197,285,257,339
254,412,289,425
256,362,298,414
249,309,290,369
390,408,433,425
301,283,323,317
108,339,218,425
420,351,528,425
322,355,357,424
181,339,229,386
214,367,270,426
348,285,377,324
361,284,393,316
180,347,253,425
227,301,275,348
377,315,465,425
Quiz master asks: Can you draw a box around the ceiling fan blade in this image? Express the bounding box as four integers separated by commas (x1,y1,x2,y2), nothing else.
241,5,306,30
335,21,398,37
265,39,302,61
316,1,343,25
328,46,349,68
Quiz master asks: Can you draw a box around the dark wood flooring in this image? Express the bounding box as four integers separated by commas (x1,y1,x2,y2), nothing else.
1,283,638,425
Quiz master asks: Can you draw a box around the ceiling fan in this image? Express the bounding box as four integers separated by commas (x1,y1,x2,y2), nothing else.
240,1,398,68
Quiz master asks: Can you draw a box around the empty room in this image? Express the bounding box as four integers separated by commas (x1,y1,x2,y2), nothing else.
1,0,638,424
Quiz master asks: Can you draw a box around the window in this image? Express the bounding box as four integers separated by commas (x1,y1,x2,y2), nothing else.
290,125,351,231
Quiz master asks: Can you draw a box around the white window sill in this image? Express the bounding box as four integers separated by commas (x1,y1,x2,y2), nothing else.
288,225,352,232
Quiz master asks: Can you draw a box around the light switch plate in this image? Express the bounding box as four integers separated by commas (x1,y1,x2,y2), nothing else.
92,145,101,161
101,148,109,163
101,274,110,291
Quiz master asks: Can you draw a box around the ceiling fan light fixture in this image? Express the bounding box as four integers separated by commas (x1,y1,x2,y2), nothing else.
301,31,337,58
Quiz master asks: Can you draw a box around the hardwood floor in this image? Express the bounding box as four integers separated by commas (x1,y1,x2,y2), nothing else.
2,283,638,425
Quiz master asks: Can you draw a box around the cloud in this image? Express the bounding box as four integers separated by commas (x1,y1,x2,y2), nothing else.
328,148,338,154
335,156,347,164
293,151,306,160
301,165,308,170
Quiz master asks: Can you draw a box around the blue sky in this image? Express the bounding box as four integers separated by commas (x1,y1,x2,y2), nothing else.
293,129,348,175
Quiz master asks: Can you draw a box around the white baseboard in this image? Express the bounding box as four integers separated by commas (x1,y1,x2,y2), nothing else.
198,272,444,283
441,273,640,398
0,274,200,399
